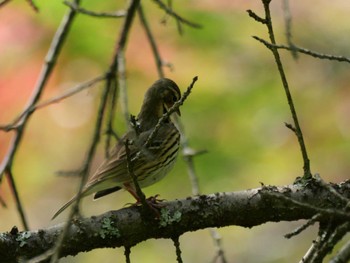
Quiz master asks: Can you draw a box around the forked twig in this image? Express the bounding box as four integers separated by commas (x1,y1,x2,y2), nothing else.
248,1,312,179
152,0,202,29
124,139,147,208
253,36,350,64
0,74,106,131
138,4,165,78
285,213,321,239
64,1,126,18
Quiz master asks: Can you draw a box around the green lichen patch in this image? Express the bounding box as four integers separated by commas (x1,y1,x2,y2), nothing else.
99,217,121,239
159,208,182,227
16,231,31,247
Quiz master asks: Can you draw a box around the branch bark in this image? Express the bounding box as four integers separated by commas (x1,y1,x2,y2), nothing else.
1,180,349,261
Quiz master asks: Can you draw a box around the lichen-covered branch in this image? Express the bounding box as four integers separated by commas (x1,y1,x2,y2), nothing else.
1,181,349,262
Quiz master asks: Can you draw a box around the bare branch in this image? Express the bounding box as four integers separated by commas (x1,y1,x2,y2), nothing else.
246,9,266,24
104,76,119,158
138,4,165,78
64,1,126,18
0,0,11,8
5,170,29,230
118,50,130,126
1,181,348,262
253,36,350,64
285,213,321,239
25,0,39,12
250,1,312,179
0,74,106,129
314,174,350,208
173,236,183,263
152,0,202,29
0,0,82,231
124,139,147,208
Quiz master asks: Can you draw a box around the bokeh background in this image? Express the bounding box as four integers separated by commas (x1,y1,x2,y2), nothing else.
1,1,350,262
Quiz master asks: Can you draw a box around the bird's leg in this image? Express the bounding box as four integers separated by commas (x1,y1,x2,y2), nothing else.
123,183,141,201
123,183,165,216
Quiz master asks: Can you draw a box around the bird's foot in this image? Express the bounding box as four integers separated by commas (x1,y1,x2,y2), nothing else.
127,194,165,218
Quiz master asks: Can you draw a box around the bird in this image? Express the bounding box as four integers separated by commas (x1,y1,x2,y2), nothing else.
52,78,182,219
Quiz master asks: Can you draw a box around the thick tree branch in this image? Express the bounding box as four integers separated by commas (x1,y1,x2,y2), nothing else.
1,181,349,261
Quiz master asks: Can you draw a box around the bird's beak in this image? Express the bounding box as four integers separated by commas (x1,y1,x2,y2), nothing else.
165,102,181,116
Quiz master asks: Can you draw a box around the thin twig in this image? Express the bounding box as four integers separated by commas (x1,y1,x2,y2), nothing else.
307,222,350,263
246,9,266,24
0,194,6,208
152,0,202,29
36,74,105,110
284,122,296,132
105,76,119,158
138,4,165,78
209,228,228,263
253,36,350,63
25,0,39,12
124,139,147,207
314,174,350,208
64,1,126,18
255,1,312,179
0,0,11,8
118,50,130,126
0,74,106,131
172,236,183,263
300,224,332,263
285,213,321,239
282,0,298,59
264,190,350,220
124,246,131,263
109,0,141,72
6,170,29,230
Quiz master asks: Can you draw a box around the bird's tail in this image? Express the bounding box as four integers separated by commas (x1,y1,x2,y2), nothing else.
51,195,79,220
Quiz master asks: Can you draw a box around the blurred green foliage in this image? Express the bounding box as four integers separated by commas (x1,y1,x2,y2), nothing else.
0,1,350,262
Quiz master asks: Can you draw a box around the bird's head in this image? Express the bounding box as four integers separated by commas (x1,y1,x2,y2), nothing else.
138,78,181,128
157,78,181,116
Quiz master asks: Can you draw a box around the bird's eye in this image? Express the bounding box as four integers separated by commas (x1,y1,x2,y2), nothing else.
172,95,178,102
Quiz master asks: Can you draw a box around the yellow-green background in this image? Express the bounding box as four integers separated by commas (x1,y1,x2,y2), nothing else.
0,1,349,262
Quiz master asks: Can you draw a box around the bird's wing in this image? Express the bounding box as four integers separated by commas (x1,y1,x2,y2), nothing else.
83,130,156,191
83,124,178,194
